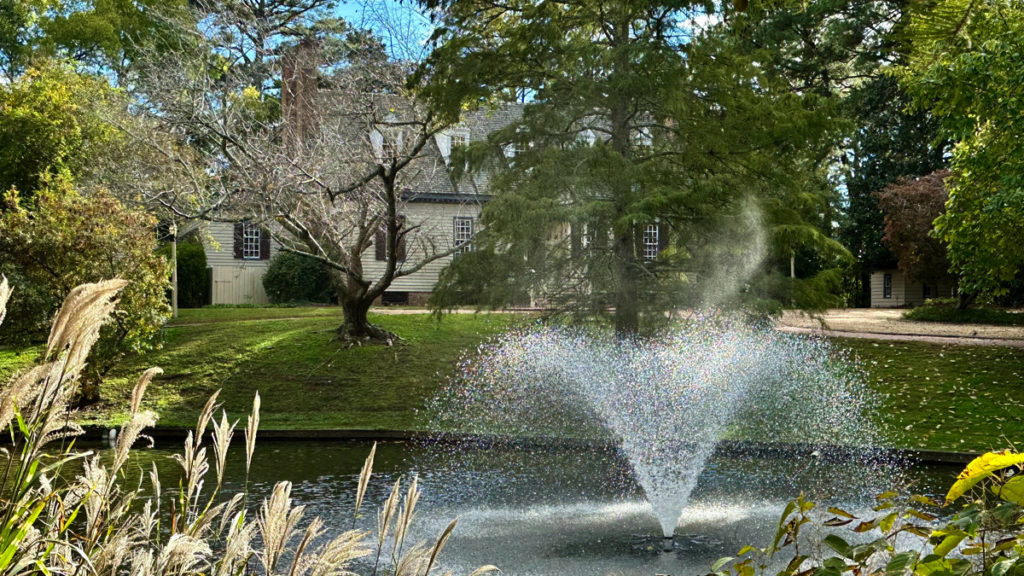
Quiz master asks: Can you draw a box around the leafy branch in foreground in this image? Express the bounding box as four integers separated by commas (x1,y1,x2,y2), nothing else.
0,276,497,575
708,450,1024,576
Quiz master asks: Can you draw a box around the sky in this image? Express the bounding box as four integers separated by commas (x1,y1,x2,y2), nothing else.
335,0,433,62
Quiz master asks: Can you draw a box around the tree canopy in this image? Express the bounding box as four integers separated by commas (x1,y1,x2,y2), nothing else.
874,169,953,288
901,0,1024,300
421,0,852,332
0,61,123,205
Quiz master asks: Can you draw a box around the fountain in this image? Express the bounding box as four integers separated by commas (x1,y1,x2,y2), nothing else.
429,317,891,542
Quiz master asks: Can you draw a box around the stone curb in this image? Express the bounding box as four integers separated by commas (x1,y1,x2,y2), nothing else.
80,426,979,466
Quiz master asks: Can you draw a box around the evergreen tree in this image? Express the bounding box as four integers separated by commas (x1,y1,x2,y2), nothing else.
421,1,845,333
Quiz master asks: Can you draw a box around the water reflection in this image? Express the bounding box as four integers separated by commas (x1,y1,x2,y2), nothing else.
82,438,958,576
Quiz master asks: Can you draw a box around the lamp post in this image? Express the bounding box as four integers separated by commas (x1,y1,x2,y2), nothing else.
170,222,178,318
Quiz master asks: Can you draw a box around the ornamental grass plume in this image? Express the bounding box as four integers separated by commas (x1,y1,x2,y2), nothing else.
0,278,498,576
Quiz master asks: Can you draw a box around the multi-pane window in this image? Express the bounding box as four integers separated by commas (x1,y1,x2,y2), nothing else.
642,224,659,261
442,130,470,167
243,222,262,259
449,132,469,149
883,273,892,299
454,217,474,255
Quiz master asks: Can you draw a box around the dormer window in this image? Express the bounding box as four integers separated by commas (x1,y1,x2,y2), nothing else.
371,116,404,161
438,128,470,163
450,131,469,149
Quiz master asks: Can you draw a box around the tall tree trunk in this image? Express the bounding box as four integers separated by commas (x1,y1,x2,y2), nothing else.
338,296,389,340
609,11,639,336
329,269,393,342
610,86,639,328
614,231,640,335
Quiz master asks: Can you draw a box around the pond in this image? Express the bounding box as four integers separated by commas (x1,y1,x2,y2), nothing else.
104,437,960,576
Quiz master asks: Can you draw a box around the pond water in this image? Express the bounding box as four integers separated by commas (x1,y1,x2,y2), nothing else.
102,438,959,576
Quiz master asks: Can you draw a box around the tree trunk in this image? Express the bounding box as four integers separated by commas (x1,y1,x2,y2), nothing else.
331,271,394,343
608,12,639,337
613,230,640,335
957,290,976,310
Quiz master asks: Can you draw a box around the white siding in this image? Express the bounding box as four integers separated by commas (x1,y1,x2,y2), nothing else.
203,222,278,305
203,222,279,268
361,202,484,293
871,269,956,308
870,269,907,308
201,205,482,303
212,265,270,305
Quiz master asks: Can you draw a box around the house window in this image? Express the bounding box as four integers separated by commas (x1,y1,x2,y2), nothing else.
243,222,262,259
438,129,470,163
642,224,659,261
449,131,469,150
454,216,474,255
371,120,403,161
923,284,932,300
883,273,892,299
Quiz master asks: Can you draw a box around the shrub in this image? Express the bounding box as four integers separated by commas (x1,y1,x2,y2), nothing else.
904,300,1024,326
160,239,210,308
0,180,171,400
263,251,335,304
0,278,495,576
709,451,1024,576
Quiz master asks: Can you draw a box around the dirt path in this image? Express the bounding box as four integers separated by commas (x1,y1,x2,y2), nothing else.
777,308,1024,346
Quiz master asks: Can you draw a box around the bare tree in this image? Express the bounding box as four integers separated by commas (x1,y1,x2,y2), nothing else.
126,3,473,341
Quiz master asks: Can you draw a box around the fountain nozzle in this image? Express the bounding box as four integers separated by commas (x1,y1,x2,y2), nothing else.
662,536,674,552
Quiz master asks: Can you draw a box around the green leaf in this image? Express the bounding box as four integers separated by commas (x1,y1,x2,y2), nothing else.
932,531,966,557
785,554,808,573
993,475,1024,504
824,535,853,559
991,558,1018,576
946,451,1024,504
827,507,857,519
886,551,919,576
712,557,735,571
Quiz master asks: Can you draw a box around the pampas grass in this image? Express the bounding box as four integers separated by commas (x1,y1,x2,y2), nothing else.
0,279,497,576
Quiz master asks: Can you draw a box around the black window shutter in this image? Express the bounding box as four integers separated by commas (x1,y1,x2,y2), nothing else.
375,228,386,261
233,222,244,259
396,215,406,261
260,228,271,260
658,223,669,252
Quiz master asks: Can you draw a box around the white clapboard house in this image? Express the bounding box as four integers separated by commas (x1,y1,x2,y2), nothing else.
201,106,522,306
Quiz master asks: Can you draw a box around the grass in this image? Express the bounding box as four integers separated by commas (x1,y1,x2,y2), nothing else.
169,306,341,324
2,308,520,430
2,307,1022,453
0,343,42,378
842,338,1024,453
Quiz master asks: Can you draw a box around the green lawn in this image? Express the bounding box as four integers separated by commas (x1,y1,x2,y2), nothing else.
170,306,341,324
73,309,517,430
2,308,1022,453
841,338,1024,453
